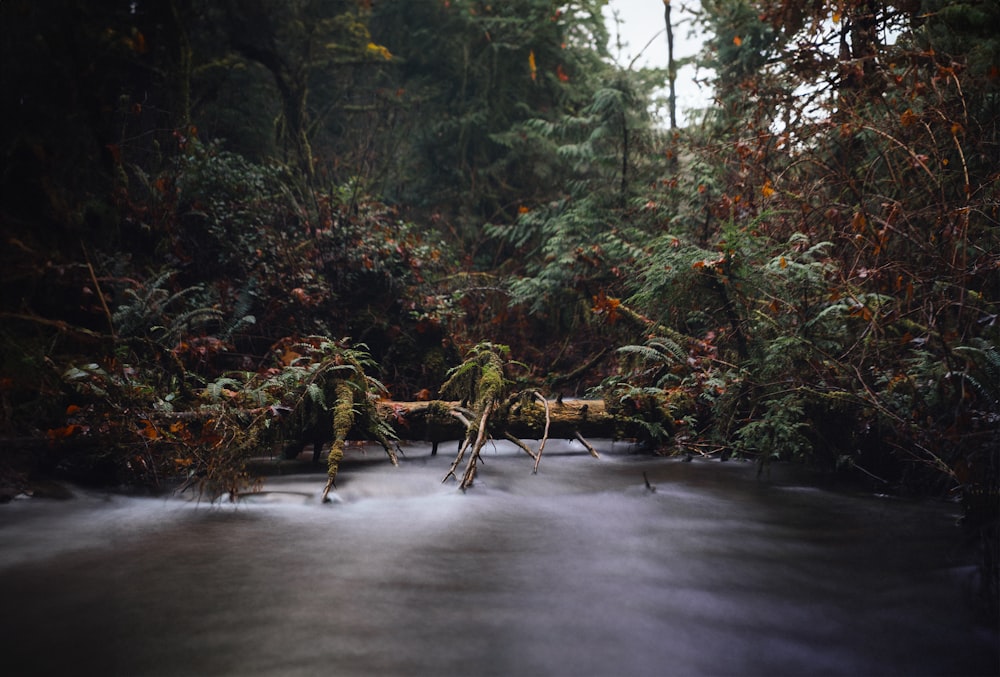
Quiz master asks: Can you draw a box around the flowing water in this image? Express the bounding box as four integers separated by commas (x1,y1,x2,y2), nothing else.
1,441,997,676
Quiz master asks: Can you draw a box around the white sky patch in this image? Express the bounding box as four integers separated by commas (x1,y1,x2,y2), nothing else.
603,0,712,123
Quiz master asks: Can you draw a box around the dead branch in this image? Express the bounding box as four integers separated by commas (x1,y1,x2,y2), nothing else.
532,391,551,474
503,432,538,461
574,431,601,459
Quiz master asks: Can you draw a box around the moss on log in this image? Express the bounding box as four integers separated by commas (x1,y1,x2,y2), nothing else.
376,398,641,443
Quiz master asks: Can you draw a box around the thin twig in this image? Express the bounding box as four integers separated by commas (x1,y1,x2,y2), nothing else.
82,245,116,338
532,391,551,474
504,432,537,461
574,431,600,459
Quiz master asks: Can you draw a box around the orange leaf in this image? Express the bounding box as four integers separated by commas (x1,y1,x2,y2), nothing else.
528,50,537,81
280,349,302,366
138,419,159,440
761,180,775,198
47,424,83,440
733,35,742,47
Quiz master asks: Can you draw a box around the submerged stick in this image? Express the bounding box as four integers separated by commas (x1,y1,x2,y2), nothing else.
574,431,600,459
643,471,656,493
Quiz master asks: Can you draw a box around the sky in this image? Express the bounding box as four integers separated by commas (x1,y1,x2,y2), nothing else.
602,0,710,121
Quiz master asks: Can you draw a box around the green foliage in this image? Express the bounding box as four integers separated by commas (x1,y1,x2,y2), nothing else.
488,69,664,316
615,336,687,389
50,332,397,498
950,341,1000,410
732,392,811,465
440,342,514,408
173,139,299,279
369,0,613,244
596,335,692,445
110,269,239,350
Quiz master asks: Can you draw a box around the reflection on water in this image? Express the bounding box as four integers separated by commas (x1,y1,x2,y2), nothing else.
1,441,997,676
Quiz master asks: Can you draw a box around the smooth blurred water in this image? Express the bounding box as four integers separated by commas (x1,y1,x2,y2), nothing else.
1,440,997,676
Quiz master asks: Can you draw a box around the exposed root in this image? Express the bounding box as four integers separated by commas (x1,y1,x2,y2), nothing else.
449,408,474,429
504,432,537,461
459,400,497,490
532,391,551,474
439,343,511,490
443,408,477,482
443,436,472,483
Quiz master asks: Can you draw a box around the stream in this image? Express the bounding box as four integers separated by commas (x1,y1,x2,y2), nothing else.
1,440,997,676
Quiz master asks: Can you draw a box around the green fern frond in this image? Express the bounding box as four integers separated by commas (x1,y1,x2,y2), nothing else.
617,336,686,366
951,343,1000,406
629,417,670,442
617,344,670,363
304,382,326,409
646,337,687,364
204,376,245,402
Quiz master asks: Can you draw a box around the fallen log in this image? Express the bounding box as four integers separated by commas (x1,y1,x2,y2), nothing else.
37,398,641,458
376,398,630,444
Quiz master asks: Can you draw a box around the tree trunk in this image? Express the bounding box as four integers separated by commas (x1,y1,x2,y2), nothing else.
664,0,677,130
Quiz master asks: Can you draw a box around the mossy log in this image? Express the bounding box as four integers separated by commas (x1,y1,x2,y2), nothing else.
376,398,634,444
79,398,635,453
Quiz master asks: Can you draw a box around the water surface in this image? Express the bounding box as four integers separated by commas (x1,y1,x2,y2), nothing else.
1,441,996,676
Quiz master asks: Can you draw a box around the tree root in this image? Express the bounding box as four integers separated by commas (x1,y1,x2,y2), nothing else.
532,391,551,474
504,432,538,461
458,400,495,490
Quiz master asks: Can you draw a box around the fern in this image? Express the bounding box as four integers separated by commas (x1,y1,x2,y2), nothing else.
304,382,326,409
614,335,687,388
203,376,246,402
951,342,1000,408
733,394,811,462
646,338,687,365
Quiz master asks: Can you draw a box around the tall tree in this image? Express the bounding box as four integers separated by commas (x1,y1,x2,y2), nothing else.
368,0,612,252
222,0,388,182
